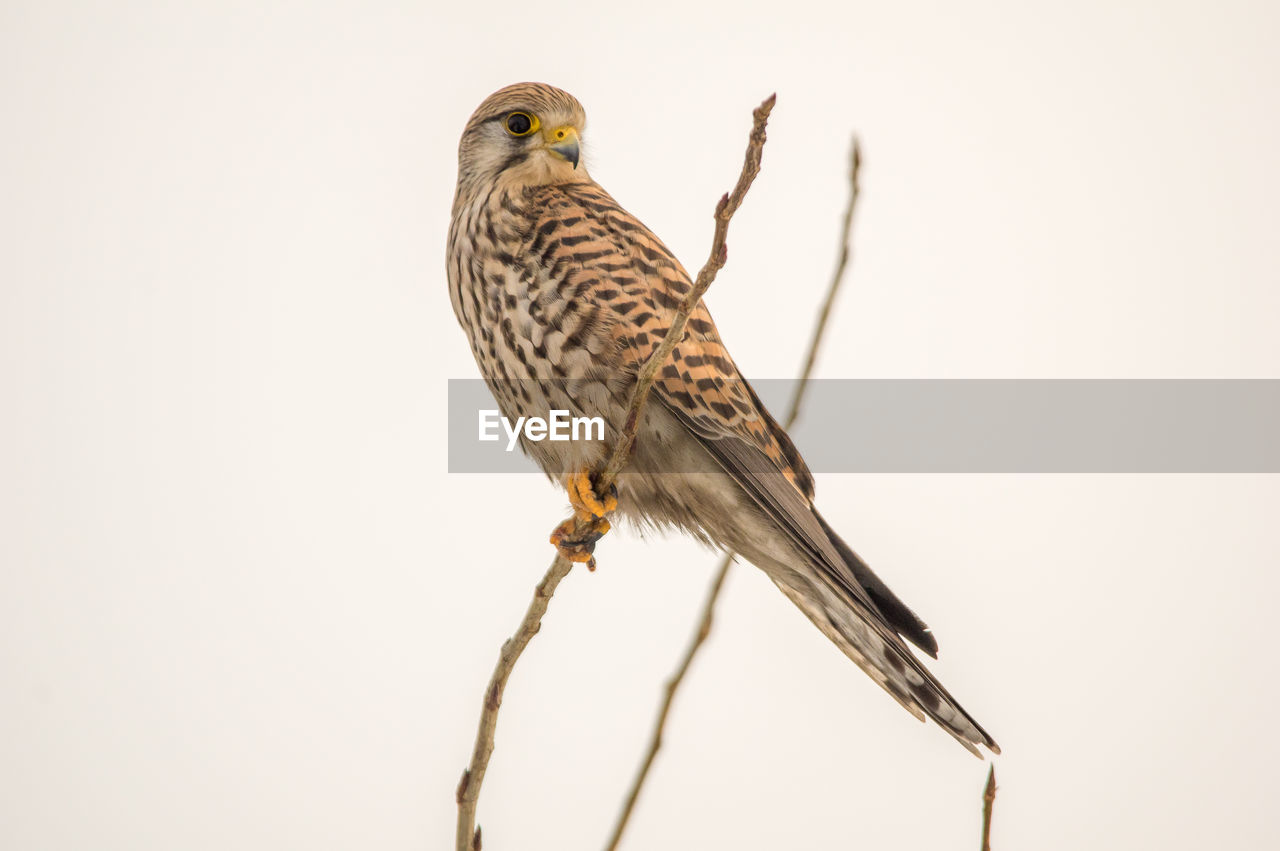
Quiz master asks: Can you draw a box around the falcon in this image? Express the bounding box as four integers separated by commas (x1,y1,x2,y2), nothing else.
447,82,999,756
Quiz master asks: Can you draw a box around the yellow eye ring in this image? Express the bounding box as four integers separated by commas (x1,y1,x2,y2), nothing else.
504,111,540,137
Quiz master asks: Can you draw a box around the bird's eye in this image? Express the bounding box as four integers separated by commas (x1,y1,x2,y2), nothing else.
505,112,538,137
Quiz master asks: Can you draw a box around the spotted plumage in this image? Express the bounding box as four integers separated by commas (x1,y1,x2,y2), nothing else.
447,82,998,756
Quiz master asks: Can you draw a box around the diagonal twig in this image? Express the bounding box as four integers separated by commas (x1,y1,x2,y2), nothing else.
600,551,734,851
599,94,777,487
454,93,778,851
454,555,571,851
784,139,861,429
602,138,864,851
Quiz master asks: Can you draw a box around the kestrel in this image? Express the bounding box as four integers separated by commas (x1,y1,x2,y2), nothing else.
447,82,999,756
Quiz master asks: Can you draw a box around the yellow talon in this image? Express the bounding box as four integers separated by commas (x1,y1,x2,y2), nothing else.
565,469,617,520
550,473,614,568
550,470,617,570
549,516,610,569
549,517,612,546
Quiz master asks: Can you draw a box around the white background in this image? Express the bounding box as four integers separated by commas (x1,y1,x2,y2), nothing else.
3,1,1278,848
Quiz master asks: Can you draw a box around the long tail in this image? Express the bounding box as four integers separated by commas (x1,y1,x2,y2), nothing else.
815,512,939,658
772,513,1000,757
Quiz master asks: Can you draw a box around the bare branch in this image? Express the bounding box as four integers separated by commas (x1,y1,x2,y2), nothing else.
455,554,572,851
783,138,862,430
603,137,865,851
455,93,778,851
981,765,997,851
601,553,733,851
600,93,776,487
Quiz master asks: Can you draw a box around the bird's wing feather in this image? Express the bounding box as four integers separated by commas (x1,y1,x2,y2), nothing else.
552,181,922,620
544,182,999,754
541,183,815,499
658,396,999,755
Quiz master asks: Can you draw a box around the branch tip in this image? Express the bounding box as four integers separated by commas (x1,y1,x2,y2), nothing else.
980,764,997,851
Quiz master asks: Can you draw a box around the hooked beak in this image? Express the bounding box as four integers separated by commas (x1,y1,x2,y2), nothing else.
545,126,581,169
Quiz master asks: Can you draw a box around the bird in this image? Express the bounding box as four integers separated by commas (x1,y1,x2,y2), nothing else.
447,82,999,757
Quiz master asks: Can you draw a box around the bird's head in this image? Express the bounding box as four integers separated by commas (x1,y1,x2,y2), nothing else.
455,82,588,192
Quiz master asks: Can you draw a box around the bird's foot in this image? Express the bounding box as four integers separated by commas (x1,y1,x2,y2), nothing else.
549,516,611,571
564,469,618,522
550,470,618,571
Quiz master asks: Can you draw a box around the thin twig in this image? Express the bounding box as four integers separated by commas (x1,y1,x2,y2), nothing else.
783,139,861,429
601,552,733,851
454,555,571,851
455,93,778,851
600,93,776,486
603,138,865,851
980,765,997,851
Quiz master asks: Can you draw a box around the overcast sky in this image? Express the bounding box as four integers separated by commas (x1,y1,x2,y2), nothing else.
2,1,1278,849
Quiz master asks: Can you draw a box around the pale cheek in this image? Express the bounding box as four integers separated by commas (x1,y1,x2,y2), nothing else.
471,147,515,179
501,152,571,186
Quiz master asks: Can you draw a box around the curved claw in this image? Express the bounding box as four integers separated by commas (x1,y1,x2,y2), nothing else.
565,470,618,521
549,517,611,571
